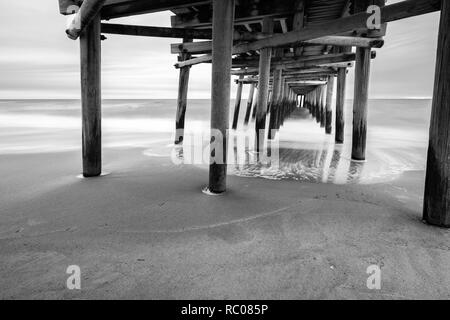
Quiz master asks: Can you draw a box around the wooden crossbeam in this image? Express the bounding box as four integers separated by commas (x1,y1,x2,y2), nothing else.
101,23,266,41
287,81,328,86
232,0,439,53
171,1,293,28
101,0,211,19
101,23,213,39
175,0,440,67
171,36,383,54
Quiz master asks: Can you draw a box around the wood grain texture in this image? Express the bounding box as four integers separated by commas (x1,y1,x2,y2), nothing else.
325,76,335,134
208,0,235,193
80,14,102,177
423,0,450,227
335,67,347,144
255,17,273,153
175,39,192,145
352,47,371,161
243,83,255,125
232,75,244,130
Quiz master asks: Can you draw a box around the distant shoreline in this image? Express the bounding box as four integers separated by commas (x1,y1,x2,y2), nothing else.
0,98,433,101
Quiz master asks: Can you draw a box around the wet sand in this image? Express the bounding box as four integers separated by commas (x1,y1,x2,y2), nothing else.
1,148,449,299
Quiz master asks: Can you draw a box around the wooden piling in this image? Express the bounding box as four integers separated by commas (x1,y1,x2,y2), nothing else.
255,17,273,152
243,83,255,125
320,85,326,127
175,39,192,145
251,87,258,120
336,67,347,144
80,14,101,177
352,47,371,161
268,65,283,140
423,0,450,227
232,75,244,130
325,75,335,134
208,0,235,193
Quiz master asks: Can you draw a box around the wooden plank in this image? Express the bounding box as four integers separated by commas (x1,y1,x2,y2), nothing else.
423,0,450,227
80,14,102,177
101,0,211,19
208,0,234,194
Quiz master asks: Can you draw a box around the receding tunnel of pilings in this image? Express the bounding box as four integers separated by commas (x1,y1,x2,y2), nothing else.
60,0,449,227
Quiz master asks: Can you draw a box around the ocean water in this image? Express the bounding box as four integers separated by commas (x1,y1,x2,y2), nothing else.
0,99,431,184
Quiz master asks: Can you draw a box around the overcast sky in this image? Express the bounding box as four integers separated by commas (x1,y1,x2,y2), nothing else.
0,1,441,99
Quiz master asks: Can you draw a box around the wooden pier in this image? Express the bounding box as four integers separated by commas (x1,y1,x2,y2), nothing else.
59,0,448,227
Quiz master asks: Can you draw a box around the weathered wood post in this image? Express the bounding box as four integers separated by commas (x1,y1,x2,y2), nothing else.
208,0,235,193
268,63,283,140
313,88,318,120
335,46,351,143
232,74,244,130
244,83,256,125
255,17,273,152
325,75,335,134
175,39,192,145
423,0,450,227
251,86,258,120
320,85,326,127
352,47,371,161
336,67,347,144
80,14,102,177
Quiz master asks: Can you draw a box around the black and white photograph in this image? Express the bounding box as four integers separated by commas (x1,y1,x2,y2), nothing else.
0,0,449,304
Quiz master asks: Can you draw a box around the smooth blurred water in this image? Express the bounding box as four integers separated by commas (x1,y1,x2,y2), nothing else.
0,99,431,184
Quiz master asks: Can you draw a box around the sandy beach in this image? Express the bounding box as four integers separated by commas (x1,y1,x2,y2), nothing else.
2,0,450,304
1,145,450,299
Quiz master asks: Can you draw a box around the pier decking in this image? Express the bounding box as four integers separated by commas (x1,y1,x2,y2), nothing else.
58,0,449,227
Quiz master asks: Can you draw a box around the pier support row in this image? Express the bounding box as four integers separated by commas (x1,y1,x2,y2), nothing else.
423,0,450,227
208,0,235,193
80,14,102,177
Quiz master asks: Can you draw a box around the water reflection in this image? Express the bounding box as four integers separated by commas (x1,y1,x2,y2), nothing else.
173,128,370,184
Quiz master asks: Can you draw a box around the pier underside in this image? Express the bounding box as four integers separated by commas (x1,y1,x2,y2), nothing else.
58,0,449,227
